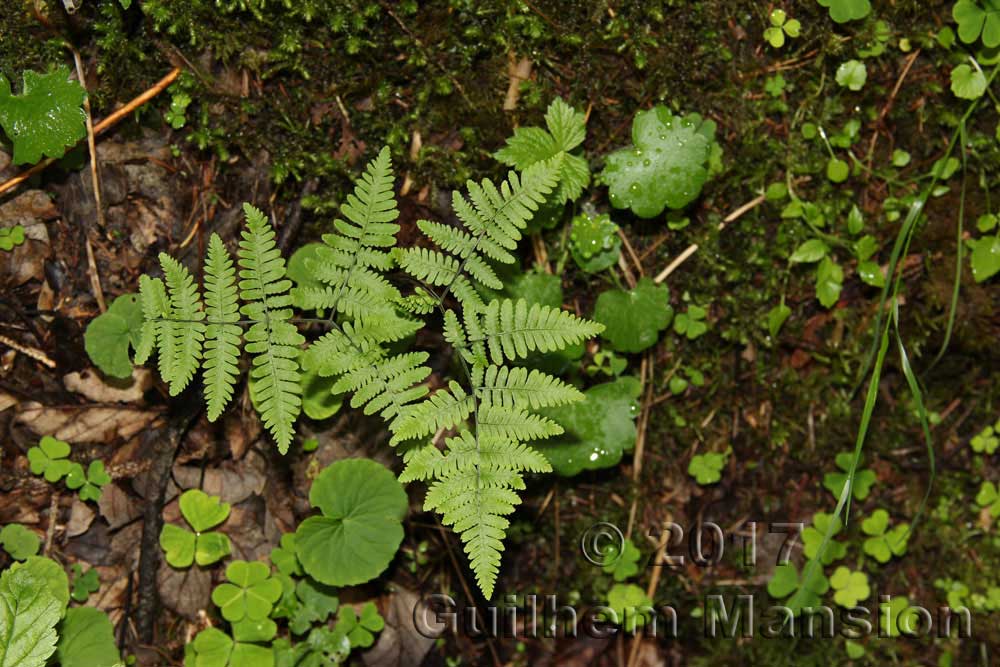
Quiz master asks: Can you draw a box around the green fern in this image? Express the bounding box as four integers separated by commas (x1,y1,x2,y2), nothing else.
136,204,303,452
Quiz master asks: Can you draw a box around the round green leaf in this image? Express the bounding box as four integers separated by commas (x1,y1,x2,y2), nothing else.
56,608,120,667
0,524,40,561
826,158,849,183
835,60,867,91
593,278,672,353
951,63,987,99
84,294,144,379
295,459,407,587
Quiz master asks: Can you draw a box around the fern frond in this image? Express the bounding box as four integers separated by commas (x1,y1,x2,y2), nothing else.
159,253,205,396
396,247,460,286
239,203,304,453
134,274,167,366
477,365,583,410
203,234,241,421
389,381,474,444
476,405,563,443
478,298,604,364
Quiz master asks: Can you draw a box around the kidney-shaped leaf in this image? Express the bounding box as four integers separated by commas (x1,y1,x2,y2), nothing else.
593,278,673,353
295,459,407,587
602,106,713,218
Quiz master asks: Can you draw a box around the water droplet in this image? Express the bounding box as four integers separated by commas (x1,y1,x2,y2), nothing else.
643,159,651,167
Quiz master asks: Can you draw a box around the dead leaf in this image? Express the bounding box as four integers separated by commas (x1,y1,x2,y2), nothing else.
0,391,15,413
66,498,96,538
364,588,440,667
157,561,212,620
98,483,142,530
64,368,152,403
16,402,159,442
172,454,266,505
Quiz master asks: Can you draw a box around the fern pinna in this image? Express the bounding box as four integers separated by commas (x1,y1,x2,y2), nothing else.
135,146,603,598
136,203,304,452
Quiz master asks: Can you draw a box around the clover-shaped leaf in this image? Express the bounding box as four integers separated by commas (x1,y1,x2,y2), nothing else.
159,489,231,568
536,376,641,477
970,235,1000,283
817,0,872,23
764,9,801,48
954,0,1000,48
0,523,40,561
830,567,870,608
602,538,642,582
604,583,653,633
977,480,1000,517
570,211,621,273
880,595,922,637
295,459,407,587
27,436,72,483
688,450,728,485
823,452,877,501
802,512,848,564
0,225,25,252
673,305,708,340
186,624,275,667
65,461,111,503
952,62,988,100
69,564,100,603
836,60,868,91
593,278,672,353
972,424,999,454
861,509,909,563
602,106,715,218
0,67,87,165
767,561,829,614
335,602,384,648
84,294,145,379
211,560,282,623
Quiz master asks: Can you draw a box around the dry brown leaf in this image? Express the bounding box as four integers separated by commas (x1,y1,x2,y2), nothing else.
97,483,142,531
64,368,152,403
171,454,267,505
157,561,212,620
16,402,159,442
0,390,15,413
364,588,440,667
66,498,96,538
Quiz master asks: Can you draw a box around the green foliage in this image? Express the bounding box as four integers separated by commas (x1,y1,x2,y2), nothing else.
835,60,867,91
829,567,870,608
136,205,304,451
969,233,1000,282
0,524,39,561
816,0,871,23
159,489,232,568
569,210,621,273
971,419,1000,454
185,625,274,667
294,459,407,587
65,460,111,503
284,577,339,636
602,106,718,218
593,278,672,353
84,294,145,379
766,560,829,614
14,557,69,611
493,98,590,224
27,436,72,483
0,226,25,252
764,9,801,48
823,452,876,501
602,538,641,582
212,560,282,623
0,567,61,667
951,62,987,99
0,66,86,165
534,376,641,477
55,607,120,667
861,509,909,563
766,302,791,338
604,583,653,633
334,603,383,648
976,480,1000,517
802,513,847,564
69,564,100,603
953,0,1000,48
687,448,729,485
673,304,708,339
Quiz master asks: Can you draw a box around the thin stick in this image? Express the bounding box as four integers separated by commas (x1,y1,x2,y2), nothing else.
0,68,181,197
0,333,57,368
85,236,107,312
626,511,673,667
653,193,767,284
71,48,106,231
617,227,644,277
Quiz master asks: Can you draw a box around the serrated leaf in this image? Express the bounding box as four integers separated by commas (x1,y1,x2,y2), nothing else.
0,567,61,667
0,67,87,165
593,278,672,353
602,106,713,218
295,459,407,587
56,608,120,667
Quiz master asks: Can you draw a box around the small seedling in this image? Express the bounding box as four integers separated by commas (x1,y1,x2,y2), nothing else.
836,60,868,91
586,348,628,377
861,509,909,563
335,602,385,648
802,512,848,564
0,523,40,561
823,452,877,501
971,421,1000,454
211,560,283,622
673,305,708,339
66,460,111,503
0,225,25,252
767,561,829,613
688,448,730,485
604,583,654,633
602,538,642,582
159,489,232,568
270,533,302,577
830,567,870,607
764,9,801,48
976,481,1000,517
70,563,101,602
28,436,73,483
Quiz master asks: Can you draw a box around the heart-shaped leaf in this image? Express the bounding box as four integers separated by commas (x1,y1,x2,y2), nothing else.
179,489,231,533
295,459,407,587
84,294,144,379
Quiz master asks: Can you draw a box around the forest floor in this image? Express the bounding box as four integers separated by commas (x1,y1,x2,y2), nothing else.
1,1,999,666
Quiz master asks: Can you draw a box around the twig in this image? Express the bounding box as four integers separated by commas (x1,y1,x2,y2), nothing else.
617,227,644,277
71,48,106,231
84,235,107,313
43,492,59,555
504,55,533,111
653,193,767,284
0,333,57,368
867,49,921,168
0,67,181,197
